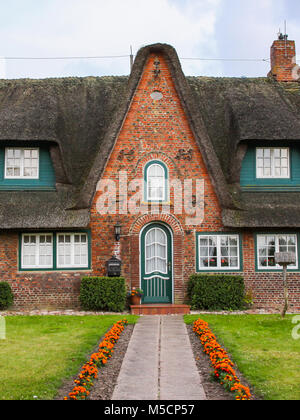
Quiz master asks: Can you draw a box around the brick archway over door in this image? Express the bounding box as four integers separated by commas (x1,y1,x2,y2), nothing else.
129,213,184,304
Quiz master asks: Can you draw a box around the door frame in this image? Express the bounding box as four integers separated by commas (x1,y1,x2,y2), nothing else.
139,222,174,304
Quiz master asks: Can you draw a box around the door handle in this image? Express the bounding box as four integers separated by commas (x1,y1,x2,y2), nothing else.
168,261,172,271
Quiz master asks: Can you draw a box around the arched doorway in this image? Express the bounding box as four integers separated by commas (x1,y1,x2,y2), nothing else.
140,223,173,304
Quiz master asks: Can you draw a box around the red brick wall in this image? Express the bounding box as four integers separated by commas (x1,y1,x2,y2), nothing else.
0,232,88,309
243,232,300,312
269,39,298,82
1,52,300,311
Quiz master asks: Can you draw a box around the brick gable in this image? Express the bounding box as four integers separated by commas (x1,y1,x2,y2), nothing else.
90,53,223,303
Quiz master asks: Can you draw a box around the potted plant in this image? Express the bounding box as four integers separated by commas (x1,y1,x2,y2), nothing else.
129,288,144,305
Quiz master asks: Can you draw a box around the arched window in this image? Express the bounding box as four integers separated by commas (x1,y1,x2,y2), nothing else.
145,161,168,202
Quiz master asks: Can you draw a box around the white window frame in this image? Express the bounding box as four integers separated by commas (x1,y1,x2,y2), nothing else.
5,147,39,180
257,234,298,270
56,233,89,269
21,233,53,269
256,147,290,179
198,234,241,271
145,162,168,202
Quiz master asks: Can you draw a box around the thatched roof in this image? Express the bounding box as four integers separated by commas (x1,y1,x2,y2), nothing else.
0,76,128,229
1,43,300,229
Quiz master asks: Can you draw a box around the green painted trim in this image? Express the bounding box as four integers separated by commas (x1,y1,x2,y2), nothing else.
18,230,91,272
196,232,243,273
241,144,300,191
254,232,300,273
0,144,56,191
241,186,300,192
0,186,56,191
140,223,173,304
143,160,169,203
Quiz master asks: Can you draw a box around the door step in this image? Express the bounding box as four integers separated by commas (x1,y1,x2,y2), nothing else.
130,304,191,315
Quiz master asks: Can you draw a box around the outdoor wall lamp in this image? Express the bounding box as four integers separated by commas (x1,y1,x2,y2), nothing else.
114,222,122,241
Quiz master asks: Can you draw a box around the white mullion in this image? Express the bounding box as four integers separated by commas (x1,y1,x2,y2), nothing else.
216,237,221,269
275,235,279,269
35,235,40,267
71,235,75,267
237,237,240,269
270,149,274,178
20,149,25,178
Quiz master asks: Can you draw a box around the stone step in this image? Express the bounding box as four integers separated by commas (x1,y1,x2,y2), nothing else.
130,304,191,315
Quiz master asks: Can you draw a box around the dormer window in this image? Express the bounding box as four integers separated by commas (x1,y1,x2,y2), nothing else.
5,147,39,179
256,147,290,179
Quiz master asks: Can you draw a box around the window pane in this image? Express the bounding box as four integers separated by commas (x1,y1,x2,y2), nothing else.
258,234,297,269
146,163,167,201
230,257,238,267
38,235,53,267
23,236,36,267
57,233,88,268
221,246,229,256
256,148,290,179
23,149,39,178
221,257,229,267
274,149,280,158
257,148,263,158
5,148,39,178
208,258,217,267
198,235,239,270
199,246,208,257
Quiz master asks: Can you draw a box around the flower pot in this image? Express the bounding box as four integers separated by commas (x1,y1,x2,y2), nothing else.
131,295,141,306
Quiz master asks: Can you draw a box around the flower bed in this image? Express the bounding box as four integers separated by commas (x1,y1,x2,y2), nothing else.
64,319,128,400
193,319,251,400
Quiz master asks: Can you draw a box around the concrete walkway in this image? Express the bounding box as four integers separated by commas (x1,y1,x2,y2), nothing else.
112,316,206,400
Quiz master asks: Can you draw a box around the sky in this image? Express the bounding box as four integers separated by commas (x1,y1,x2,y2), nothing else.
0,0,300,79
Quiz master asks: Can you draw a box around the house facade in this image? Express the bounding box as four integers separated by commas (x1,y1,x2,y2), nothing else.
1,37,300,311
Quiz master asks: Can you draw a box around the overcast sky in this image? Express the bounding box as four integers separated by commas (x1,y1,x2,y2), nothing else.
0,0,299,79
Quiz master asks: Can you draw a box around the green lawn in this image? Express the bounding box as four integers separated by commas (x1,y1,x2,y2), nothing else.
0,315,138,400
185,314,300,400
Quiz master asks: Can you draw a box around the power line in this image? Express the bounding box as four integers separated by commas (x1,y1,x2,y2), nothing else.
180,57,270,62
0,54,271,62
2,55,130,60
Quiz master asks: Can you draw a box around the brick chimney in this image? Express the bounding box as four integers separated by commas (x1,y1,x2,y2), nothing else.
268,34,300,82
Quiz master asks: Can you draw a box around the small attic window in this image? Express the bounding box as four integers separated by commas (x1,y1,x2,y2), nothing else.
5,147,39,179
256,147,290,179
150,91,163,101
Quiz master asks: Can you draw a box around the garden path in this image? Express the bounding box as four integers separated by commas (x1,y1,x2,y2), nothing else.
112,315,206,400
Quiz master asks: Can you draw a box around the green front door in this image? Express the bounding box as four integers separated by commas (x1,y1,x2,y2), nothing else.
141,224,173,304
